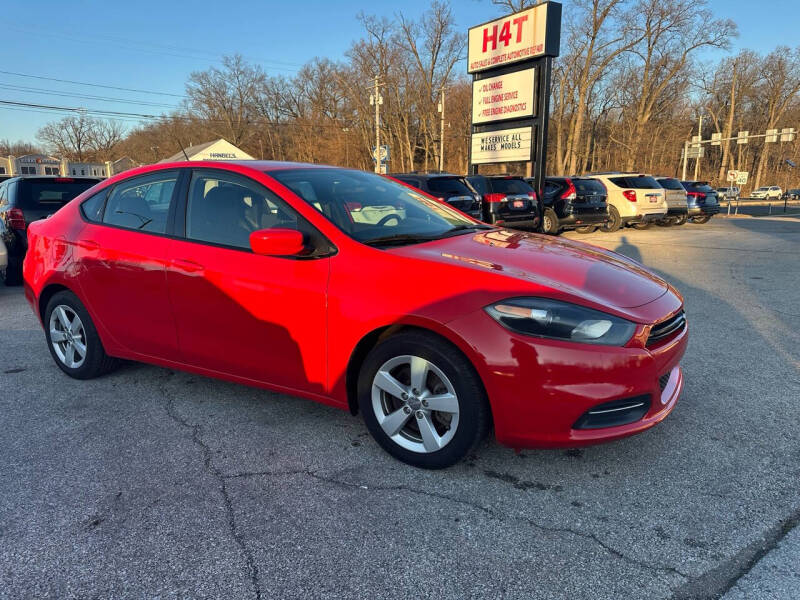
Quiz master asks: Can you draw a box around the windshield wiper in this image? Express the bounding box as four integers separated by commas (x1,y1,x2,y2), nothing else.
363,234,439,247
437,224,493,237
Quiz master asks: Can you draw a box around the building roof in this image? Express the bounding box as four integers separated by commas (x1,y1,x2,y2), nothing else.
160,139,254,163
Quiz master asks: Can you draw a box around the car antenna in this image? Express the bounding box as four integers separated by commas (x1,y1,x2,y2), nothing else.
174,137,190,161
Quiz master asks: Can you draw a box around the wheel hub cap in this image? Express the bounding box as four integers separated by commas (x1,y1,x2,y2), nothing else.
371,355,460,454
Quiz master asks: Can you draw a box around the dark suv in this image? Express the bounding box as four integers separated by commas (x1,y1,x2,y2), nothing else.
389,173,482,220
465,175,540,229
679,181,721,224
0,176,101,284
535,176,609,234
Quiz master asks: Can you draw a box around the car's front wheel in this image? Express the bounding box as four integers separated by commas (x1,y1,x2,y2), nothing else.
358,330,490,469
44,291,118,379
691,215,712,224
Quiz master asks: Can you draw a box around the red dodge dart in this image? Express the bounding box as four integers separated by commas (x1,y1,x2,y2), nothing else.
23,161,687,468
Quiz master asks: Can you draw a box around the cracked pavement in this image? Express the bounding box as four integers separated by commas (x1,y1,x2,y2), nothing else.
1,216,799,599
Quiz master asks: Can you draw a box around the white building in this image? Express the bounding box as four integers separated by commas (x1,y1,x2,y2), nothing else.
159,139,254,163
0,154,140,179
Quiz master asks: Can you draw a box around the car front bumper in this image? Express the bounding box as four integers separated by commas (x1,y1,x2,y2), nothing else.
446,300,688,448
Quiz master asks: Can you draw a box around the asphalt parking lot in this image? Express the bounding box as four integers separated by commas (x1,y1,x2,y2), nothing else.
1,215,799,599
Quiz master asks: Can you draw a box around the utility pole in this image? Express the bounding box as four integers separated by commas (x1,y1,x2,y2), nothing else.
438,87,445,172
694,114,703,180
370,76,383,174
682,140,688,181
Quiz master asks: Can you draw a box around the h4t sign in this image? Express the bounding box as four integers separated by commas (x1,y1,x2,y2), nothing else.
468,3,560,73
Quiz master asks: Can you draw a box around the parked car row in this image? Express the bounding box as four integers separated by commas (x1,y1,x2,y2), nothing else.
391,171,721,236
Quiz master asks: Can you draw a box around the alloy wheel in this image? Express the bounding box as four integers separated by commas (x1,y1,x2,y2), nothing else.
371,355,460,453
49,305,87,369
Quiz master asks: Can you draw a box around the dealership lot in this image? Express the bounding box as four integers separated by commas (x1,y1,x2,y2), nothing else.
1,216,799,599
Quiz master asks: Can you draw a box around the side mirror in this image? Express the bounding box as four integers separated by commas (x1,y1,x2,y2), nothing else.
249,228,305,257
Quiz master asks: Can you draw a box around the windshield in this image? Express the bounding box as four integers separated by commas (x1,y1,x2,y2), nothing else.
490,178,531,195
427,177,475,197
609,176,661,189
657,178,684,191
17,178,100,209
268,168,484,246
756,187,768,191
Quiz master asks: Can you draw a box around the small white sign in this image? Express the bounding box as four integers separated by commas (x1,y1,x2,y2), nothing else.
468,4,551,73
471,126,533,164
736,171,749,185
472,69,535,124
728,170,738,181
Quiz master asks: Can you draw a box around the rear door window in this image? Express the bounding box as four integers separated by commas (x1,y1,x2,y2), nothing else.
103,171,178,234
466,176,488,195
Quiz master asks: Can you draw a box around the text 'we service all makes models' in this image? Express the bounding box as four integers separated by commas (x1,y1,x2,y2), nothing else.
23,161,687,468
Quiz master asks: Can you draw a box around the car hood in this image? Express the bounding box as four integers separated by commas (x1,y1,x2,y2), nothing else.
391,230,668,311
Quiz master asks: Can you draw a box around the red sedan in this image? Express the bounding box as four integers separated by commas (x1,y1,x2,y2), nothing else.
23,161,687,468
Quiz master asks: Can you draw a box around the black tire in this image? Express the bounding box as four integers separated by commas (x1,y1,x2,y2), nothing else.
673,214,688,226
358,330,491,469
44,290,118,379
574,225,597,234
655,218,675,227
632,222,652,230
691,215,711,224
542,208,560,235
600,205,621,233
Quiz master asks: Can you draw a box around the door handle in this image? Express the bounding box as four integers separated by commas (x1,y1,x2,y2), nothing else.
171,258,204,273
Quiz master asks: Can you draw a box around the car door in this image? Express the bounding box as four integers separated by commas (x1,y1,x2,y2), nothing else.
166,168,330,395
76,170,180,359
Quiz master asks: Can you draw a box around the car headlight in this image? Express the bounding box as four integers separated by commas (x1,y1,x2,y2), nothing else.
485,297,636,346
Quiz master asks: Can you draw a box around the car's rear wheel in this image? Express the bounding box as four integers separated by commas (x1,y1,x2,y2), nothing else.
632,222,652,230
691,215,711,224
673,214,688,226
600,206,621,233
358,331,490,469
656,218,675,227
44,291,118,379
574,225,597,234
542,208,560,235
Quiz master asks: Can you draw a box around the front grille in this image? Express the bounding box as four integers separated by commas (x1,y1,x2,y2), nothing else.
647,310,686,346
658,372,671,391
572,395,652,430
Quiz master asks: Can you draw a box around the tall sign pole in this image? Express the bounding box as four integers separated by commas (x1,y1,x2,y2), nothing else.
467,2,561,205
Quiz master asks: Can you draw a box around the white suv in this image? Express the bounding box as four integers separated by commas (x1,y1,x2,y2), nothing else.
586,173,668,232
751,186,782,199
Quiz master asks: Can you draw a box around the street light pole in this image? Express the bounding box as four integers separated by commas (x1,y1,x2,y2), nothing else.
694,114,703,180
438,87,445,172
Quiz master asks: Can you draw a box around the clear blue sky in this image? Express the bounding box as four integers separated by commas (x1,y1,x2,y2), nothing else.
0,0,791,145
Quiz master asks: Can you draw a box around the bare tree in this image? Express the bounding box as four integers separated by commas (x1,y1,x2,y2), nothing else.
185,54,266,146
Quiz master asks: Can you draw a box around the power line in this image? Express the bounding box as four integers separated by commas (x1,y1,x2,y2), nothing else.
0,83,181,109
0,99,368,130
6,25,304,72
0,70,186,98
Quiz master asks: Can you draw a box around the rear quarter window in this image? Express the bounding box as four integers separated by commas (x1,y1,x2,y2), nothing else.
657,178,684,191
